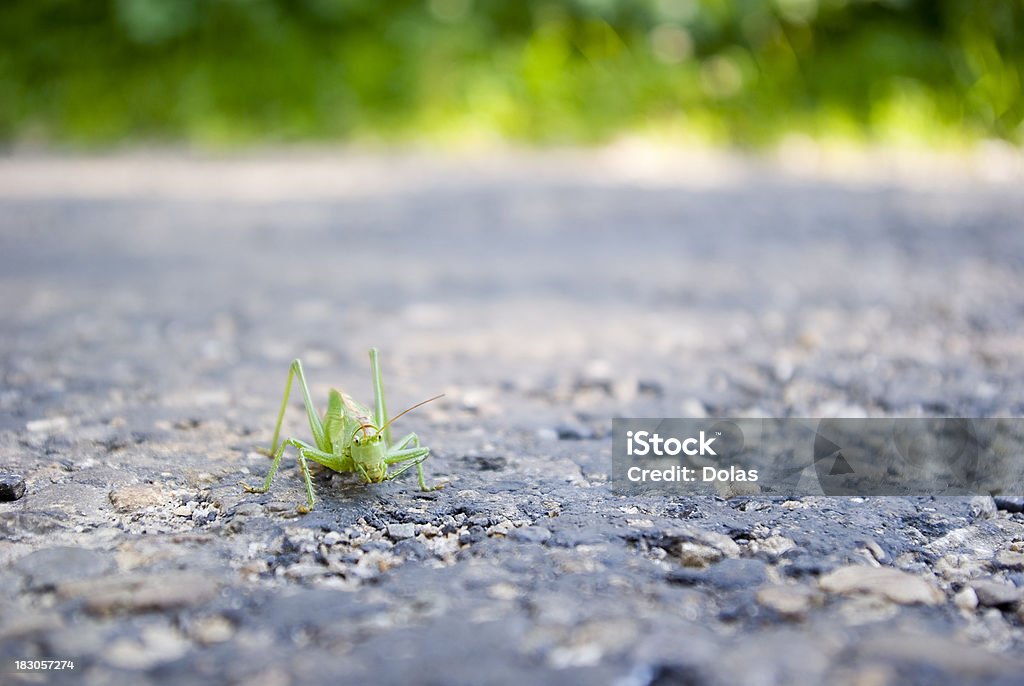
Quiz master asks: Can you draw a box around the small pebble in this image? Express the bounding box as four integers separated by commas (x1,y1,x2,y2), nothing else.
418,524,442,538
465,455,508,471
108,484,167,512
954,587,979,611
756,584,820,618
26,417,69,433
191,615,235,645
104,624,191,670
0,474,26,501
386,523,416,540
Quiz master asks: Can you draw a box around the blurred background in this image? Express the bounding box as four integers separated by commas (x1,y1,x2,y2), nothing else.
1,0,1021,149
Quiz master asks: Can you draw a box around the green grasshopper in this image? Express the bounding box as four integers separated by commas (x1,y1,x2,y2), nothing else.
241,349,442,512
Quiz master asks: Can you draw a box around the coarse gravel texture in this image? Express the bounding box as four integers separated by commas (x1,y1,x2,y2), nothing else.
1,150,1024,686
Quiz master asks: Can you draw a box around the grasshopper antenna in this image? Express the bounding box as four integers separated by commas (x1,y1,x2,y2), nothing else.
373,394,445,438
353,423,377,440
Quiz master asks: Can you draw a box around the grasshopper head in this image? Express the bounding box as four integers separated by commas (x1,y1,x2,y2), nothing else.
351,426,388,482
351,429,385,449
348,393,444,483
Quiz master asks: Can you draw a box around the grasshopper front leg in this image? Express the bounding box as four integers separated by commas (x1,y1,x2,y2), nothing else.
241,437,319,512
386,432,443,491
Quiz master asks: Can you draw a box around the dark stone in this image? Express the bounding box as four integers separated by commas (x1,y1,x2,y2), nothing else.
463,455,508,471
393,538,429,561
459,526,486,545
778,556,835,581
645,663,706,686
0,474,26,501
555,422,594,440
467,514,494,528
994,496,1024,513
717,592,762,622
637,380,664,396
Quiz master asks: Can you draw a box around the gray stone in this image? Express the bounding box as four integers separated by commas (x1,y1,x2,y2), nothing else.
103,625,190,670
0,511,66,536
970,580,1022,608
819,565,944,605
856,633,1022,677
668,558,768,590
756,584,822,618
993,550,1024,571
970,495,997,519
650,526,741,568
386,523,416,540
58,572,221,616
13,547,116,590
508,526,552,544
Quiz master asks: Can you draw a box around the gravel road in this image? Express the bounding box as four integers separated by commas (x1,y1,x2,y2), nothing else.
1,150,1023,685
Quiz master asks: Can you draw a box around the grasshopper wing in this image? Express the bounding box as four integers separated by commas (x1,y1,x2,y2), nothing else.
323,389,348,452
341,392,374,428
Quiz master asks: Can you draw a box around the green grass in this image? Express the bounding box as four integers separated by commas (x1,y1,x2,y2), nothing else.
1,0,1020,148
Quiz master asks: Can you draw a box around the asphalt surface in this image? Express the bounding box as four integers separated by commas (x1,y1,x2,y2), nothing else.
1,150,1023,685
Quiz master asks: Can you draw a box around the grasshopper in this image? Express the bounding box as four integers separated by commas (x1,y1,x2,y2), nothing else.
241,349,442,512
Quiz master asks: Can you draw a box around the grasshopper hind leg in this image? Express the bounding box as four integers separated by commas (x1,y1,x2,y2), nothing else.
263,359,330,457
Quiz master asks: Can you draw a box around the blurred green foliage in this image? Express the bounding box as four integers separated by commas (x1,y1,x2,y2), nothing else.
1,0,1021,146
